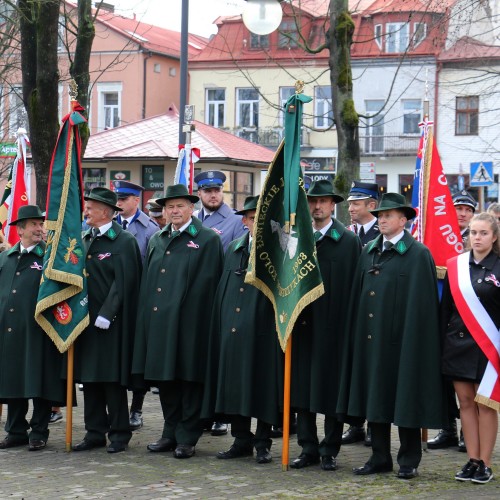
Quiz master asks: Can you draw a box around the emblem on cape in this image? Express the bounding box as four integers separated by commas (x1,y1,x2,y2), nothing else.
52,301,73,325
270,220,298,259
98,252,112,260
212,227,222,235
187,240,199,249
30,262,43,271
485,273,500,287
279,310,288,324
64,237,83,264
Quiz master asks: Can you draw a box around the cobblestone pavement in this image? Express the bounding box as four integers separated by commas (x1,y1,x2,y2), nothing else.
0,394,498,499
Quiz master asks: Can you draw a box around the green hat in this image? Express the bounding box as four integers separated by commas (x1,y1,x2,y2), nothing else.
370,192,416,220
235,195,259,215
156,184,199,206
307,180,344,203
84,187,122,212
9,205,45,226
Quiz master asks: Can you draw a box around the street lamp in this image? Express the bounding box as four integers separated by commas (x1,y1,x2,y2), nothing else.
242,0,283,35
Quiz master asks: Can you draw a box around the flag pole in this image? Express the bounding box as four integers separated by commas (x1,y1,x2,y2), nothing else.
282,335,292,471
65,344,74,451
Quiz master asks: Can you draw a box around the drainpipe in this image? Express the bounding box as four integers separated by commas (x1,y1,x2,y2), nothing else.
142,50,152,119
434,60,441,134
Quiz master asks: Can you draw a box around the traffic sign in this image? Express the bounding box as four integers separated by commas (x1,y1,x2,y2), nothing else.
470,161,493,186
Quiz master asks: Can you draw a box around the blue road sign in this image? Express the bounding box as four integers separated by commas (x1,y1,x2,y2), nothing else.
470,161,494,186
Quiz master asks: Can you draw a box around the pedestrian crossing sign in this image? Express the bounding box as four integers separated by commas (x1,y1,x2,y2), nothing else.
470,161,493,186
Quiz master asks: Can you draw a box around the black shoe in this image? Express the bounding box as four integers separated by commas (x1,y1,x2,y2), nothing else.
49,411,63,424
353,462,393,475
455,459,480,481
0,437,28,449
174,444,195,458
458,429,467,452
107,442,127,453
28,439,46,451
129,410,143,431
211,422,228,436
427,428,458,449
364,424,372,446
471,460,494,484
397,466,419,479
290,453,320,469
256,448,272,464
217,444,253,459
72,438,106,451
342,425,365,444
147,437,177,452
321,455,337,471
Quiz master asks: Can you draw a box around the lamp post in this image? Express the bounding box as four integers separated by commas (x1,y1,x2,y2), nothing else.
242,0,283,35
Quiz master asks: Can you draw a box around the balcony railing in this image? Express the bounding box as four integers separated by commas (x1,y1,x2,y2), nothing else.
230,127,310,148
360,134,420,156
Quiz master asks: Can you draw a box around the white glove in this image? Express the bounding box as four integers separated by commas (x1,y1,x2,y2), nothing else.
94,316,111,330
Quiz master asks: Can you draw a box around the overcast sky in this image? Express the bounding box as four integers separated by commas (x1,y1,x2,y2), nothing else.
110,0,246,37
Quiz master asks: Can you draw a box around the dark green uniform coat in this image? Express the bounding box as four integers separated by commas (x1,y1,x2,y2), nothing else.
132,217,224,383
291,219,361,416
74,222,142,386
337,231,446,429
202,233,281,425
0,242,66,404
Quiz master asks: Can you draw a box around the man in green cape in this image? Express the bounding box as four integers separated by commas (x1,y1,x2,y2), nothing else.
132,184,224,459
0,205,66,451
338,193,446,479
290,180,361,471
202,195,282,464
72,188,142,454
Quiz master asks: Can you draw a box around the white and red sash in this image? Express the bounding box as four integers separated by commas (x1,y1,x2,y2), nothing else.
447,252,500,411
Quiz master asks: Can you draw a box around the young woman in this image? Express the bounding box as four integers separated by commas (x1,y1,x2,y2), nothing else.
441,212,500,484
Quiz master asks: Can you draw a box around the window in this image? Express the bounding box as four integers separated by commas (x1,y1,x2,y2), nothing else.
9,86,26,136
226,171,254,210
278,20,298,48
402,99,422,134
236,88,259,128
58,15,65,52
154,63,161,73
456,96,478,135
250,33,269,49
374,24,383,49
205,88,225,128
82,168,106,195
413,22,426,47
97,82,122,131
386,23,409,53
279,86,295,126
364,100,384,153
314,86,333,129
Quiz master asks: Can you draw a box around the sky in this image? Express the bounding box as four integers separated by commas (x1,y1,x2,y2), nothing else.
110,0,246,37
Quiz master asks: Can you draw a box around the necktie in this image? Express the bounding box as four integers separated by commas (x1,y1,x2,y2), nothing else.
203,212,211,222
170,230,180,239
358,226,365,239
122,219,128,230
314,231,322,242
384,241,394,251
91,228,99,239
21,248,28,254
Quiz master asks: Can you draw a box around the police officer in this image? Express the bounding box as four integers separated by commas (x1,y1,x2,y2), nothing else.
343,181,380,446
452,190,477,245
347,181,380,246
194,170,247,252
0,206,66,451
194,169,247,436
113,180,159,430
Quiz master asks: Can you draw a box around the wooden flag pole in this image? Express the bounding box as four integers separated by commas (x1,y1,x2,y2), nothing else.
281,335,292,471
65,344,74,452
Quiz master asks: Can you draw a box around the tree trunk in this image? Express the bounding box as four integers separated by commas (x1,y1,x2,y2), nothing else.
19,0,61,209
329,0,360,225
70,0,95,153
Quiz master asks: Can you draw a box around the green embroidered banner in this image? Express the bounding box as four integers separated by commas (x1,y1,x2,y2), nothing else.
35,103,89,353
245,90,324,351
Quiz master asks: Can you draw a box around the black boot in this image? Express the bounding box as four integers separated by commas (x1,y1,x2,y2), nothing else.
427,421,458,449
